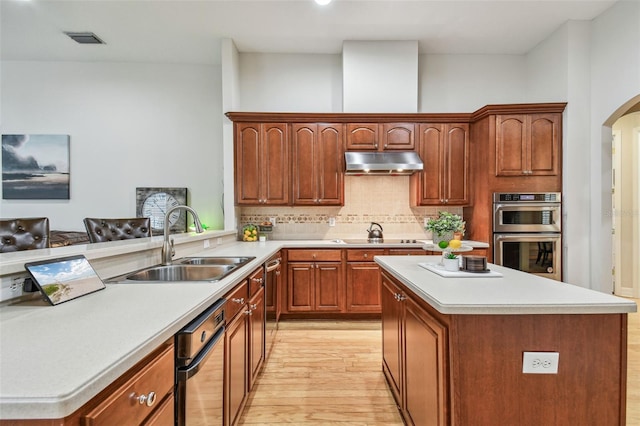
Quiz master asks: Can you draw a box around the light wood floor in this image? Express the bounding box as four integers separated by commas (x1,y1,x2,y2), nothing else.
240,299,640,425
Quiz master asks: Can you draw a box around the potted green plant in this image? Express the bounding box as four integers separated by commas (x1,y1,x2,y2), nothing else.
442,252,460,271
425,211,465,245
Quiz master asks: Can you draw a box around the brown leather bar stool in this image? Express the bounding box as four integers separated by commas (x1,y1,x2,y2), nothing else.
0,217,50,253
83,217,152,243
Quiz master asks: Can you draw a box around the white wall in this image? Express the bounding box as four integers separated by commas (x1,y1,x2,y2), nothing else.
419,54,526,112
238,53,342,112
0,61,224,231
589,0,640,293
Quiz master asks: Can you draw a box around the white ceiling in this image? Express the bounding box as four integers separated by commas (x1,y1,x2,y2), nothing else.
1,0,617,65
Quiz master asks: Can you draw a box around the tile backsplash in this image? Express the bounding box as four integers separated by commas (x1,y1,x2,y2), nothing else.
238,176,463,240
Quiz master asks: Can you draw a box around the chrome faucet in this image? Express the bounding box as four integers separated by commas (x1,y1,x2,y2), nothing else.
161,205,204,265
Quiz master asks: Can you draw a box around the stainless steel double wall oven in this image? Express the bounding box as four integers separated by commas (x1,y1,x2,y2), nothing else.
493,192,562,281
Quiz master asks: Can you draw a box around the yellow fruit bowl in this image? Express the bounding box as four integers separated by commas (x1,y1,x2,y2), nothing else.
242,224,259,242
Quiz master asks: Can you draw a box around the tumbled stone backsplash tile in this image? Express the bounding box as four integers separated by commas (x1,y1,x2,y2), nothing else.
238,176,463,240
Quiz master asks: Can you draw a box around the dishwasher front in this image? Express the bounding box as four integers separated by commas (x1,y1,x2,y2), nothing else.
175,298,226,425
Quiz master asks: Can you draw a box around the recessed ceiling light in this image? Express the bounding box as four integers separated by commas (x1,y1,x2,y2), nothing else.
64,32,105,45
315,0,332,5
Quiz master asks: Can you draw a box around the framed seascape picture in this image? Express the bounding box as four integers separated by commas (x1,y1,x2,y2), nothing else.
2,134,70,200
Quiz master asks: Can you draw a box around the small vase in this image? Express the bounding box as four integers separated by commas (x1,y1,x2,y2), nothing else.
443,257,460,272
432,231,454,246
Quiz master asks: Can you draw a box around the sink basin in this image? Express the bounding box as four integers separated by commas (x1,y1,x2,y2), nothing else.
177,256,255,266
107,264,237,283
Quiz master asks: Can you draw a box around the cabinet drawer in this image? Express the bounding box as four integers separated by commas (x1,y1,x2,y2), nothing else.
346,249,386,262
388,249,426,256
83,343,174,426
248,267,265,298
287,249,342,262
226,280,249,321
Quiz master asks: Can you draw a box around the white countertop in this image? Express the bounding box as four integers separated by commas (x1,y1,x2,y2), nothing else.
0,236,592,419
375,255,637,315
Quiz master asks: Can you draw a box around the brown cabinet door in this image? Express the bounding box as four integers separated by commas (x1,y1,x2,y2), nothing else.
496,114,559,177
413,124,444,205
346,262,382,312
529,113,559,176
404,297,448,426
495,115,527,176
345,123,379,150
235,123,262,204
381,274,403,406
315,262,343,311
287,262,314,312
234,122,288,205
442,123,469,205
225,308,248,426
291,123,343,205
381,123,415,150
248,286,265,391
412,123,469,206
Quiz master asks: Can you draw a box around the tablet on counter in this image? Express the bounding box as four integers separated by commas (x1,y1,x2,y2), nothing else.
24,254,106,306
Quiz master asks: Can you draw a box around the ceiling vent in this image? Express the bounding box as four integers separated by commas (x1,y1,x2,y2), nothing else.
64,32,105,44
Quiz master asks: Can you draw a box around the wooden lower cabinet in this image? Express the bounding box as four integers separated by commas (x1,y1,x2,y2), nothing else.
381,273,447,426
286,249,344,313
225,267,266,426
381,270,629,425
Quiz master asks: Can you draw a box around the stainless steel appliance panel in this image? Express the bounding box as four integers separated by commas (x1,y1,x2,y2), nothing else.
264,254,281,357
493,203,561,233
493,233,561,281
175,299,225,425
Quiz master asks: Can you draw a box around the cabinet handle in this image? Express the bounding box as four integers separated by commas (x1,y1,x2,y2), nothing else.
250,303,258,310
244,309,252,316
232,297,245,304
384,144,388,148
131,391,156,407
364,253,368,258
252,277,264,284
276,270,280,276
312,253,317,259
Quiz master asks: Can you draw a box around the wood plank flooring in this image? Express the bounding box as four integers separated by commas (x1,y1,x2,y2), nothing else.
240,300,640,425
239,320,403,425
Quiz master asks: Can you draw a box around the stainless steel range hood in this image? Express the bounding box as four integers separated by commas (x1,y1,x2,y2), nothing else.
344,151,423,175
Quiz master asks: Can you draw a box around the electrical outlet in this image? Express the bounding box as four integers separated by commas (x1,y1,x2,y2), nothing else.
269,217,276,226
423,217,428,227
329,217,336,227
203,239,210,248
522,351,559,374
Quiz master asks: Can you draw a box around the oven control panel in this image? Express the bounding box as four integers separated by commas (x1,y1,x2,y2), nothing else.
493,192,561,203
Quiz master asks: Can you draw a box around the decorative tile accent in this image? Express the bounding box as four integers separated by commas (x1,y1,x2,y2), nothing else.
237,176,463,240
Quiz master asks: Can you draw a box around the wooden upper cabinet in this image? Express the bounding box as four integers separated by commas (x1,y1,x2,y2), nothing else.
496,113,559,176
291,123,344,205
346,123,415,151
381,123,415,150
411,123,469,206
235,122,289,205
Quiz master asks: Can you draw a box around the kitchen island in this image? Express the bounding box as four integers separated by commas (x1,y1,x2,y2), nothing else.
375,255,636,425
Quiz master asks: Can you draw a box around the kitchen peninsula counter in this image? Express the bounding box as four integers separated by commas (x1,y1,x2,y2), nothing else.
0,237,488,421
375,255,636,425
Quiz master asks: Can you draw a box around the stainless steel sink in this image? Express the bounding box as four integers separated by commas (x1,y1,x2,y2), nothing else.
177,256,255,266
105,256,256,283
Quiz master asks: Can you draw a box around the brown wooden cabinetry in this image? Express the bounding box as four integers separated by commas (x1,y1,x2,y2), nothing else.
81,340,175,426
291,123,344,205
411,123,469,206
225,267,265,426
346,123,415,151
234,122,289,205
495,114,560,176
381,272,448,425
345,249,384,313
286,249,344,313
